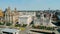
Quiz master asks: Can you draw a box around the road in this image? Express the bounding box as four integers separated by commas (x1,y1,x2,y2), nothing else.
0,26,60,34
19,26,44,34
19,26,60,34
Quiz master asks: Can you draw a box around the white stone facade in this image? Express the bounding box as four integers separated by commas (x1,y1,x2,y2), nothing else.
18,15,33,25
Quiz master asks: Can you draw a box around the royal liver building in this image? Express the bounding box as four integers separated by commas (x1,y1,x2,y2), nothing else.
4,7,19,26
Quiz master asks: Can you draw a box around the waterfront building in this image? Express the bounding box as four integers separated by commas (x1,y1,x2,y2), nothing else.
4,7,12,23
18,15,33,26
4,7,19,26
12,8,19,26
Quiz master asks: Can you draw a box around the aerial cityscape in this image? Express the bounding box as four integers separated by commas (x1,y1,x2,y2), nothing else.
0,0,60,34
0,7,60,34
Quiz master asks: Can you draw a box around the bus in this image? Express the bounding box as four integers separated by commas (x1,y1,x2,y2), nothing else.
1,28,20,34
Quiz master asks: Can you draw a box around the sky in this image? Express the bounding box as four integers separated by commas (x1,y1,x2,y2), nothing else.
0,0,60,11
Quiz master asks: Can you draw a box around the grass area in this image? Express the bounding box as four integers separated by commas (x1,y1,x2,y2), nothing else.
0,22,5,25
32,25,55,31
15,24,27,31
6,23,12,26
15,24,27,27
19,27,26,31
8,25,26,31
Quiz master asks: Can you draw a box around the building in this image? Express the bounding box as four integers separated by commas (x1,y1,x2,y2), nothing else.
0,9,4,23
18,11,36,17
34,19,40,26
18,15,33,26
4,7,13,23
4,7,19,26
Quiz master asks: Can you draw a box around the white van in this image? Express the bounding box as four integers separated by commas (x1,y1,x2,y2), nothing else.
1,28,20,34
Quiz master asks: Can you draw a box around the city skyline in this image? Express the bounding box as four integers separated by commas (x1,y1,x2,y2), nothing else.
0,0,60,11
